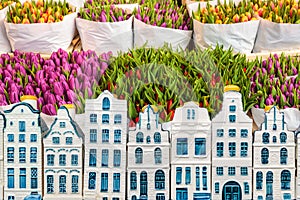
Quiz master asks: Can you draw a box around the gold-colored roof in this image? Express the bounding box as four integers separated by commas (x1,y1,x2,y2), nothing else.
141,105,158,113
20,95,38,101
224,85,240,92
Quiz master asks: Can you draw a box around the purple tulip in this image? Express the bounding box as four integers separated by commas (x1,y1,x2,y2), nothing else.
42,104,57,115
53,82,64,96
66,90,76,102
24,84,35,95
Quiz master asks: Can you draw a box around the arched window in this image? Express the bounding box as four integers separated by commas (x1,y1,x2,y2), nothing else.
136,132,143,143
272,136,276,143
261,148,269,164
192,109,195,119
102,97,110,110
266,171,273,197
262,132,270,144
256,171,263,190
154,148,162,164
146,136,151,144
155,170,165,190
140,171,147,196
281,170,291,190
130,172,137,190
154,132,161,143
280,148,288,165
187,109,190,120
131,195,137,200
280,132,287,143
135,148,143,164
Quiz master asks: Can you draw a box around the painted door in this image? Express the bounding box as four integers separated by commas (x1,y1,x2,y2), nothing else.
176,188,188,200
222,181,241,200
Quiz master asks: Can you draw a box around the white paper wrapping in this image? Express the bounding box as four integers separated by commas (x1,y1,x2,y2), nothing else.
0,5,12,53
4,12,76,54
76,15,134,56
188,1,259,53
253,18,300,53
133,17,192,50
252,107,300,131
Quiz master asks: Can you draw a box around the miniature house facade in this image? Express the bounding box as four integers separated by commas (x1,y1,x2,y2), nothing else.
3,96,43,200
0,113,5,199
297,127,300,200
81,90,128,200
211,86,253,200
253,106,296,200
43,105,84,200
127,105,170,200
169,102,211,200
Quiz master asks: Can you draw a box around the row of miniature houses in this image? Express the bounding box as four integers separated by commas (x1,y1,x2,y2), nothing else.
0,85,299,200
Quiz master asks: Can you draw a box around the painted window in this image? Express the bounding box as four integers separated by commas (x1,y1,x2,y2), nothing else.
241,129,248,137
30,134,37,142
59,175,66,193
102,129,109,143
7,147,14,163
89,149,97,167
113,173,120,192
114,130,121,143
229,129,236,137
261,148,269,164
283,193,291,200
155,170,165,189
102,149,109,167
47,175,54,193
71,155,78,166
102,97,110,110
154,132,161,143
30,147,37,163
229,142,236,157
281,170,291,190
177,138,188,155
156,193,165,200
244,182,249,194
196,167,200,191
8,168,14,189
136,132,144,143
101,173,108,192
154,148,162,164
19,121,26,132
47,154,54,166
135,148,143,164
256,171,263,190
146,136,151,143
262,132,270,144
140,171,147,196
240,142,248,157
192,109,195,119
102,114,109,124
19,134,25,142
130,172,137,190
19,168,26,188
228,167,235,175
203,167,207,190
217,142,224,157
187,109,191,120
8,196,14,200
176,167,182,184
229,105,236,112
280,132,287,143
52,137,60,144
257,196,263,200
215,182,219,193
272,136,277,143
59,154,66,166
241,167,248,176
229,115,236,122
31,168,38,189
19,147,26,163
217,167,223,176
8,134,14,142
176,188,188,200
266,171,273,198
195,138,206,155
217,129,224,137
131,196,137,200
72,175,79,193
88,172,96,190
60,122,66,128
90,114,97,123
66,137,73,145
280,148,288,165
113,150,121,167
185,167,191,184
90,129,97,143
114,114,122,124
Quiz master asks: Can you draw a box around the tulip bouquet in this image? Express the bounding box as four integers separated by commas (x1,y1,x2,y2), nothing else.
78,4,132,22
84,0,141,6
6,0,74,23
0,48,111,115
0,0,16,10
